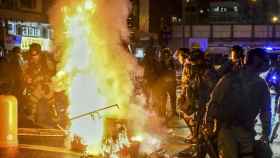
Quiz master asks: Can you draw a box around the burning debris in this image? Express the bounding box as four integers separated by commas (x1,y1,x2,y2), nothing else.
71,135,87,153
101,118,136,158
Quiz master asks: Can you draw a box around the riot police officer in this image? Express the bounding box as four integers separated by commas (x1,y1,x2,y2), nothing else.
218,45,245,77
207,48,271,158
179,49,218,143
175,48,192,122
157,48,177,118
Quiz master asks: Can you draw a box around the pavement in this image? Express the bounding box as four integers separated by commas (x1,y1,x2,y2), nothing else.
159,114,280,158
156,90,280,158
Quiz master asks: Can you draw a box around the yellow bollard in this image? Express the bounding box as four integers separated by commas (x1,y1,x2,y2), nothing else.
0,95,18,148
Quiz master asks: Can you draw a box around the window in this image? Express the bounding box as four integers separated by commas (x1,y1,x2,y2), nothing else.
220,7,228,12
0,0,17,9
28,27,35,37
16,25,22,35
42,28,48,38
234,6,238,12
172,16,178,22
8,24,13,31
214,6,220,12
22,26,28,36
20,0,36,9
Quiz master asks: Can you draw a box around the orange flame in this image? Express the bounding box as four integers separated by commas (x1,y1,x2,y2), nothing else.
50,0,138,155
49,0,165,156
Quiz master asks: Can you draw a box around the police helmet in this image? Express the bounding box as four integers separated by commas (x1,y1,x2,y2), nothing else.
176,48,190,59
231,45,244,59
189,49,204,61
192,43,200,50
246,48,270,71
161,48,172,57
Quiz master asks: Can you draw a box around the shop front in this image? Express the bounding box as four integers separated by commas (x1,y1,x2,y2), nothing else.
4,21,52,51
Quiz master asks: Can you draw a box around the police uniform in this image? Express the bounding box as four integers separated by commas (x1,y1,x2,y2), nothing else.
24,53,57,127
218,59,244,78
157,58,177,117
207,69,271,158
178,54,218,146
180,62,217,115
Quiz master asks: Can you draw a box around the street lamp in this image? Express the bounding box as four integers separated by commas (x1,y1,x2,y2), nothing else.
272,16,279,23
251,0,257,2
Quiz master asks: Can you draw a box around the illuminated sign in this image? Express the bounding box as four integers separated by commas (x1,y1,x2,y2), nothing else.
21,37,52,51
21,26,41,37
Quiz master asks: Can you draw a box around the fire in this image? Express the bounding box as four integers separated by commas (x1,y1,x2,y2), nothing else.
101,122,131,158
131,135,144,142
59,0,105,154
49,0,165,156
49,0,140,155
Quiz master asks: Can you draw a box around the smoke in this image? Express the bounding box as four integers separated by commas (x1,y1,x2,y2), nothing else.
49,0,166,155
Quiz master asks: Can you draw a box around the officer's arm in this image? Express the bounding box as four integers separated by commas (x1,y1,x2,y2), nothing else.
260,82,272,138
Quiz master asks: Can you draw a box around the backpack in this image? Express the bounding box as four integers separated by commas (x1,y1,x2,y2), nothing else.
214,71,254,126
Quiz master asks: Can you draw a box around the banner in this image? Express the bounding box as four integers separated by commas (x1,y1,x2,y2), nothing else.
21,36,52,51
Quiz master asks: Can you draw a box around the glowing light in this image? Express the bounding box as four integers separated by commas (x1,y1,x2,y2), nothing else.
272,76,277,80
265,47,273,51
84,0,95,10
131,135,144,142
51,0,135,155
20,37,52,51
50,0,165,156
272,16,279,23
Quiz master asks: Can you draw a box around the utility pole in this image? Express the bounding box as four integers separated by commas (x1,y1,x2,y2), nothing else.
139,0,150,33
182,0,186,47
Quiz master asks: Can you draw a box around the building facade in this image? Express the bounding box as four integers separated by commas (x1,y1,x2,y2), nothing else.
149,0,181,33
167,0,280,50
0,0,53,51
180,0,280,24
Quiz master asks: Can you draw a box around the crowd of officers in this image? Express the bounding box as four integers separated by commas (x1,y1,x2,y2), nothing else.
0,42,278,157
0,43,69,129
142,45,277,158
